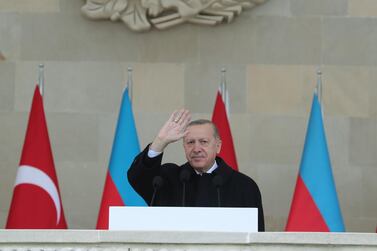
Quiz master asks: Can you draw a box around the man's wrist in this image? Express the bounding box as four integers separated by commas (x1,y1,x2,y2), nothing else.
147,148,162,158
150,137,168,152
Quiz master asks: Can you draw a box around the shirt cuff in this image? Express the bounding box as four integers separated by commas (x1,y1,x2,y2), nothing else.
147,148,162,158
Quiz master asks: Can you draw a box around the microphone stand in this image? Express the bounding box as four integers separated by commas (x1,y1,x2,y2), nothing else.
182,182,186,207
179,169,191,207
150,176,163,206
212,175,223,207
150,189,158,206
216,188,221,207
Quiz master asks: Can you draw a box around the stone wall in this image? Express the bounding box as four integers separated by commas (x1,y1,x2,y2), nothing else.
0,0,376,231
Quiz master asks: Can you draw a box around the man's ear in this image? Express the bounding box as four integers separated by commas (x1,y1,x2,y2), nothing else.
216,139,222,154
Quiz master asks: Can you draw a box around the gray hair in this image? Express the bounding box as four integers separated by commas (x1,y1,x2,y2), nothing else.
187,119,220,139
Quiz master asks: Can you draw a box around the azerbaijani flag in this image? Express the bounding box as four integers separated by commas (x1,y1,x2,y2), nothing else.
285,93,345,232
96,87,146,229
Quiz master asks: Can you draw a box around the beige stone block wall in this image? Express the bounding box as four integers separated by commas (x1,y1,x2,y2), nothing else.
0,0,376,232
322,66,371,117
247,65,315,115
0,0,59,13
131,63,185,113
349,0,377,17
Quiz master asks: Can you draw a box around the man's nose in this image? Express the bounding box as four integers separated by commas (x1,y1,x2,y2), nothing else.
193,142,201,152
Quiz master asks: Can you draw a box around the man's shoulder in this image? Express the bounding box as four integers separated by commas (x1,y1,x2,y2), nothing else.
160,162,191,174
161,162,180,171
161,162,181,169
232,170,259,187
217,160,259,189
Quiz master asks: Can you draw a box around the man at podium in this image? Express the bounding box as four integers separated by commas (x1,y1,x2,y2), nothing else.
128,109,265,231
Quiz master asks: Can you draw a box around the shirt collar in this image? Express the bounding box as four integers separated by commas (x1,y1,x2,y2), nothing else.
194,161,218,175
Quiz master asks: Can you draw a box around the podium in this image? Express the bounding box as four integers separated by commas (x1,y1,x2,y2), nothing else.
109,206,258,232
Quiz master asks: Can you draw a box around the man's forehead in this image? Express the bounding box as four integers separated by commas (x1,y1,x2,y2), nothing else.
185,124,215,138
187,124,213,133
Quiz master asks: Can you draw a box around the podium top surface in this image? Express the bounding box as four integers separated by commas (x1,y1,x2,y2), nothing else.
109,206,258,232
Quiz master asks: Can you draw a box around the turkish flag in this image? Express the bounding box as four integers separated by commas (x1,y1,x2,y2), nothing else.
211,91,238,171
6,86,67,229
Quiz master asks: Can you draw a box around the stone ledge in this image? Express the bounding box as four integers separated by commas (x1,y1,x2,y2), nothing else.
0,230,376,246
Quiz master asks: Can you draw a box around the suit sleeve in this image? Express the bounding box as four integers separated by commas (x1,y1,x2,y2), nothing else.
127,144,163,205
255,186,265,232
242,175,265,232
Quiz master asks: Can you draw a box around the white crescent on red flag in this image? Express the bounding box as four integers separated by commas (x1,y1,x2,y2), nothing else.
6,86,67,229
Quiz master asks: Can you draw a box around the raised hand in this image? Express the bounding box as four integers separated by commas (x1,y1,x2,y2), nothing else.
150,109,191,152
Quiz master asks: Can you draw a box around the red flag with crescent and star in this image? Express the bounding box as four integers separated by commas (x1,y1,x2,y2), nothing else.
6,85,67,229
211,90,238,171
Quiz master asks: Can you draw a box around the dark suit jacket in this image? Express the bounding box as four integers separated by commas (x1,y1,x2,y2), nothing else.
128,145,265,231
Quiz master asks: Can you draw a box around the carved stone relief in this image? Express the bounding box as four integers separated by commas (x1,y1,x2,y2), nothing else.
81,0,268,32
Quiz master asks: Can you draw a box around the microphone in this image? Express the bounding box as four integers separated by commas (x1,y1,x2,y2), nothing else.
179,169,191,207
212,174,223,207
150,176,164,206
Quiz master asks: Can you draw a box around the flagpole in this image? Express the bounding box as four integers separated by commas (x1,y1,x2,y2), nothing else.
220,68,229,115
212,68,238,171
316,68,322,106
127,67,133,103
220,68,226,100
38,64,45,97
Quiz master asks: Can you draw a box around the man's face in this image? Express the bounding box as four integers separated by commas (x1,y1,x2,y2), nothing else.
183,124,221,172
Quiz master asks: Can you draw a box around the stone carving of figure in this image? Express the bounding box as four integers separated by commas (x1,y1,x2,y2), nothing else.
82,0,268,32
